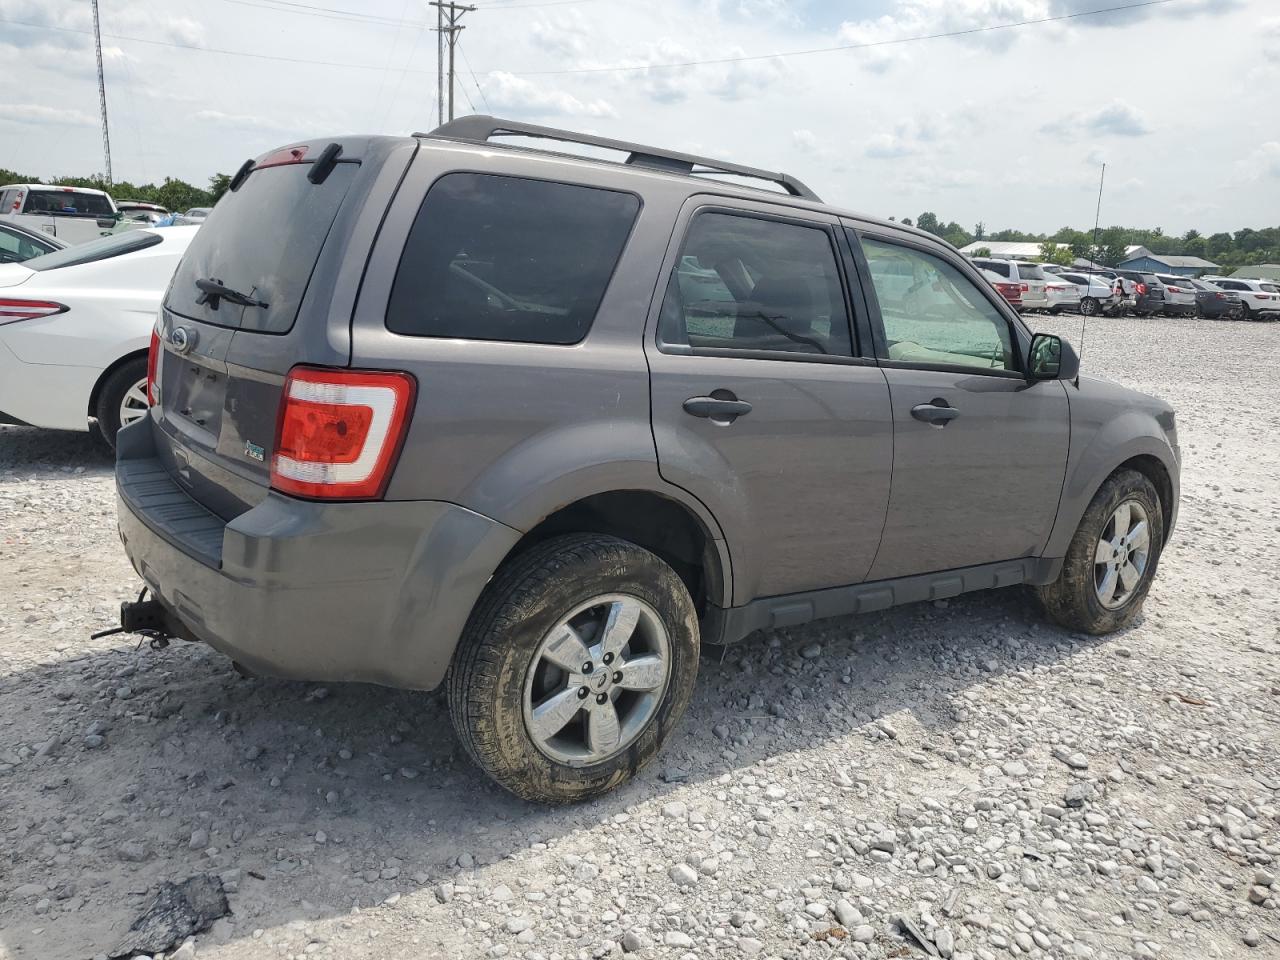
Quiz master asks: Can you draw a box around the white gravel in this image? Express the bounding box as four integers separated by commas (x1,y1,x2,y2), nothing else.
1,314,1278,960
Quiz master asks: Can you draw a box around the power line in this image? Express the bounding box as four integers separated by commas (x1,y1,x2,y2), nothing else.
0,0,1179,80
431,2,476,122
458,41,492,114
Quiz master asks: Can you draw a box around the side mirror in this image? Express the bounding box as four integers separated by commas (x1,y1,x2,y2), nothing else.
1028,333,1080,381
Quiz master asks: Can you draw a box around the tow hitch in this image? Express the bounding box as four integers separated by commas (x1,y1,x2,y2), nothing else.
91,587,176,650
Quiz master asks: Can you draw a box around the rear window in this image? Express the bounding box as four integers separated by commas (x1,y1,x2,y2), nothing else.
166,162,357,333
1261,283,1279,293
24,230,161,271
1014,263,1045,280
386,173,640,345
974,259,1010,278
22,188,114,218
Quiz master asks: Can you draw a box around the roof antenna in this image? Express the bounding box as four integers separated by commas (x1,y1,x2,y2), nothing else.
1079,161,1105,377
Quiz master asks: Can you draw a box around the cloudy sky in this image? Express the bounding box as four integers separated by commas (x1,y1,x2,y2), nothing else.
2,0,1277,234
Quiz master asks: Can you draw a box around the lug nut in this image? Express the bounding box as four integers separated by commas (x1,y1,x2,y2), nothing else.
596,693,608,705
582,662,594,674
613,672,623,683
578,687,589,699
602,652,614,665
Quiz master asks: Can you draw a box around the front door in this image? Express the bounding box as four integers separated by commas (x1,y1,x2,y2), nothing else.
852,230,1070,582
645,202,893,605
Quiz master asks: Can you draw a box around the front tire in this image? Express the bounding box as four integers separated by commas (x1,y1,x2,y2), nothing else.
1038,469,1164,635
1080,297,1099,317
94,358,149,450
448,534,700,804
1240,303,1252,321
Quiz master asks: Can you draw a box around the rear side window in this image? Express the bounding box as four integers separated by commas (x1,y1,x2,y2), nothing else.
167,162,357,333
23,188,114,218
24,230,161,271
659,212,852,357
387,173,639,345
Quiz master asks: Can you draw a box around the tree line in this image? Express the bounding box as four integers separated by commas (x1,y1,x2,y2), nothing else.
0,168,232,216
897,212,1280,272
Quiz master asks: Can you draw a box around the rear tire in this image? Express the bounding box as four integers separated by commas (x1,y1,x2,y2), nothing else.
1080,297,1099,317
1037,469,1164,636
448,534,700,804
1240,303,1252,321
94,358,149,450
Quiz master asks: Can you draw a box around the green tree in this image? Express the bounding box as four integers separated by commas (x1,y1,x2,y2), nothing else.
971,246,992,258
1038,241,1073,266
208,173,232,205
973,221,985,241
916,211,940,236
900,217,913,227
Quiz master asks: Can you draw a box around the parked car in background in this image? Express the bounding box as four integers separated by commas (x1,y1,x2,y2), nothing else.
1044,274,1085,313
980,267,1022,308
970,257,1049,311
0,219,66,264
1188,278,1242,319
1113,270,1167,316
108,117,1179,803
0,183,120,245
1154,274,1196,317
173,207,211,226
116,201,170,225
1057,271,1119,316
1203,276,1280,320
0,226,198,446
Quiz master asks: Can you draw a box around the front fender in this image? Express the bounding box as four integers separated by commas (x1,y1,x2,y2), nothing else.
1044,400,1179,559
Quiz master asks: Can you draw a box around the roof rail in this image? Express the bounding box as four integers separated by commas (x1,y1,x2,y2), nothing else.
417,115,821,202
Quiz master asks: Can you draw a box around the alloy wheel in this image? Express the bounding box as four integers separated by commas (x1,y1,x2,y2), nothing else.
1094,500,1151,610
119,378,149,428
522,594,670,766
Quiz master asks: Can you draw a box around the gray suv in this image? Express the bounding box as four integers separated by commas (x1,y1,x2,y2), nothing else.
112,117,1180,803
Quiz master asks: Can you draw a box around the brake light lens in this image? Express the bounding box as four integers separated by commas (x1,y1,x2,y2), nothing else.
1136,283,1147,295
146,329,160,405
1020,283,1029,292
271,367,416,500
257,145,309,169
0,298,68,324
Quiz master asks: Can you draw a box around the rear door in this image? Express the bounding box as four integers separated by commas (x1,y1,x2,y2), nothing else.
849,227,1069,581
645,198,893,605
153,138,416,519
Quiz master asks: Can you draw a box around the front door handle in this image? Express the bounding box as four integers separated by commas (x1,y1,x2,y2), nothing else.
684,396,753,422
911,400,960,425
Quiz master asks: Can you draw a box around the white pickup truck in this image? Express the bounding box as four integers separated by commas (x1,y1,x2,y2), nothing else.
0,184,121,246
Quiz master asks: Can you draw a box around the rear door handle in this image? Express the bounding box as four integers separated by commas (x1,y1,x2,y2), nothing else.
683,396,753,421
911,401,960,425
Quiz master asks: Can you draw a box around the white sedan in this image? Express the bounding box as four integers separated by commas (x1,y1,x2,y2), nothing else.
0,226,197,447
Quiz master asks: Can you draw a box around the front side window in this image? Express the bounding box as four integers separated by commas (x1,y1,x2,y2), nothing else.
387,173,639,345
659,212,852,357
860,236,1015,372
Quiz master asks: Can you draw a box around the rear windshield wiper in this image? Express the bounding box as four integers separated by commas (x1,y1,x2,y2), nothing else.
195,277,269,310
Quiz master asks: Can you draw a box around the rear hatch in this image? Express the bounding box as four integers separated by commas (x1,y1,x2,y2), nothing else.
151,137,416,520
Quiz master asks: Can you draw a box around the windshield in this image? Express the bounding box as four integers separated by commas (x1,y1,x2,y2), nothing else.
24,230,162,271
22,188,114,219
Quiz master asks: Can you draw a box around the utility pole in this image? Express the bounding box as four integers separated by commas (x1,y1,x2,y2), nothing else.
91,0,113,184
429,2,476,123
434,0,444,127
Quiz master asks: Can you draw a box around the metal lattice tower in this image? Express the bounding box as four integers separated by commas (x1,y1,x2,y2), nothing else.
91,0,113,185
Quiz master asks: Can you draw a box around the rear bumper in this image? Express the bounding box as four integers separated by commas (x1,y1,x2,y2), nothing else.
114,419,521,690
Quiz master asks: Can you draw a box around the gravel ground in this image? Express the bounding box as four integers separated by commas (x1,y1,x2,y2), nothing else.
1,314,1277,960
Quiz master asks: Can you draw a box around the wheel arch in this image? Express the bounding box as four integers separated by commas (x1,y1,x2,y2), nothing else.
496,489,731,620
87,348,148,417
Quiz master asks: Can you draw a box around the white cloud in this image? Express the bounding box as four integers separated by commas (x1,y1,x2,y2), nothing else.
866,133,914,159
0,103,98,126
1233,142,1280,184
193,109,287,132
1042,100,1150,138
483,73,615,119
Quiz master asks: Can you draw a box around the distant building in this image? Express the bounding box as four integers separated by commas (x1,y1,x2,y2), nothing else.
957,241,1046,260
1230,264,1280,281
1115,251,1219,277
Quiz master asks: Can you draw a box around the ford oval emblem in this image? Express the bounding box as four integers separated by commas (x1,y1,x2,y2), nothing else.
169,326,196,354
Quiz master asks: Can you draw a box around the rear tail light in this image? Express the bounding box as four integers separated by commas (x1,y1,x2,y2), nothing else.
1020,283,1029,292
1215,292,1225,299
271,366,416,500
1136,283,1147,295
0,298,68,324
146,329,160,405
